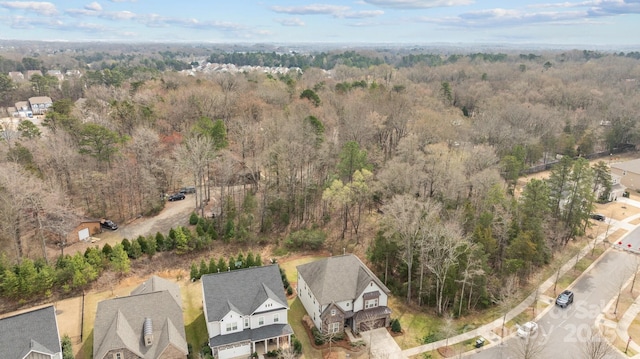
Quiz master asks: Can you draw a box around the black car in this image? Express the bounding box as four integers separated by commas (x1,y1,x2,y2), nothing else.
179,186,196,194
100,219,118,230
168,193,186,201
556,290,574,308
590,213,606,221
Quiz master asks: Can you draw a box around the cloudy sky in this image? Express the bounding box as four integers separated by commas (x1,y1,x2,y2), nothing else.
0,0,639,46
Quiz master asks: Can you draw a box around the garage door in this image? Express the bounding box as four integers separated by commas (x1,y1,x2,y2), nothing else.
218,343,251,359
359,318,385,332
78,228,90,242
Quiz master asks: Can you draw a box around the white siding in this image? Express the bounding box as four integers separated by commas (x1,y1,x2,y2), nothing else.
354,281,388,311
334,299,352,313
208,320,221,337
254,298,287,313
220,310,243,335
249,308,288,328
298,273,322,329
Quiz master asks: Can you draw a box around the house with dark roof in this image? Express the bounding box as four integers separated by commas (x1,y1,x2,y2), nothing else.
201,265,293,359
0,305,62,359
296,254,391,334
93,275,188,359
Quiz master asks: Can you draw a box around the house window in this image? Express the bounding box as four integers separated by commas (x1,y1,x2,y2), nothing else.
226,322,238,332
331,309,336,316
244,318,250,328
274,313,279,323
346,303,350,307
113,353,122,359
259,317,265,326
328,322,340,333
365,298,378,309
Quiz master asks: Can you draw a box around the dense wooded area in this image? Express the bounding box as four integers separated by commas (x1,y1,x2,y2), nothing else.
1,45,639,315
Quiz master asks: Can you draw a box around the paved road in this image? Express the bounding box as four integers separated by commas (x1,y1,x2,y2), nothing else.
471,246,638,359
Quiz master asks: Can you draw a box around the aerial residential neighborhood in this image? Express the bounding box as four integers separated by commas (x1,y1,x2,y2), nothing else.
2,1,640,358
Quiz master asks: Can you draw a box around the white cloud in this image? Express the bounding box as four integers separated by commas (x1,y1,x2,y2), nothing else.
269,3,383,19
85,2,102,11
343,10,385,18
362,0,473,9
109,0,136,2
274,18,305,26
270,4,351,16
0,1,58,16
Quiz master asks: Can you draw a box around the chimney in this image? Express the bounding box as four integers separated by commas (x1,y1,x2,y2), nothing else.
143,317,153,347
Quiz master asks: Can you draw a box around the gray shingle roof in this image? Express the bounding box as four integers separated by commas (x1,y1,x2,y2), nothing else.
0,305,61,359
296,254,390,305
201,265,288,321
130,275,182,307
611,158,640,174
209,324,293,347
93,289,187,359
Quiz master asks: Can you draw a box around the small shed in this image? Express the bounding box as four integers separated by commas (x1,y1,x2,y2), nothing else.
70,219,102,243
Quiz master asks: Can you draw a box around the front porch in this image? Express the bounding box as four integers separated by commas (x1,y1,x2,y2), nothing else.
252,334,292,358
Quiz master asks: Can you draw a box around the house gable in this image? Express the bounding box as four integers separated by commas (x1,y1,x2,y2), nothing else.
0,305,62,359
93,281,188,359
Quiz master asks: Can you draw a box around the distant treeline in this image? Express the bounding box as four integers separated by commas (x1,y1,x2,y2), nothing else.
3,49,640,74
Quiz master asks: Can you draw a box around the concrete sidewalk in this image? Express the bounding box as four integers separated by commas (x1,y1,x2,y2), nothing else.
401,204,633,358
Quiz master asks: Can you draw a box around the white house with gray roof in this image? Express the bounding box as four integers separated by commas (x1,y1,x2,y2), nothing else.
296,254,391,334
93,275,188,359
201,265,292,359
0,305,62,359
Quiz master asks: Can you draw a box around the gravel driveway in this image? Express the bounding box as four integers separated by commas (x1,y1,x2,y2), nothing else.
63,194,200,256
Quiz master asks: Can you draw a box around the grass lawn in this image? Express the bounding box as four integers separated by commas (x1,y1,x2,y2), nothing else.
387,296,442,350
182,277,208,355
289,297,322,359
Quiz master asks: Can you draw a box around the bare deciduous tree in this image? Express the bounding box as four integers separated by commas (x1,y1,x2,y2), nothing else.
175,135,217,217
382,194,440,304
510,331,546,359
580,326,614,359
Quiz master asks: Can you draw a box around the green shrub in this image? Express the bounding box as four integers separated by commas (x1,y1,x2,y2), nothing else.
391,318,402,333
287,286,293,296
62,334,74,359
189,212,199,225
292,337,302,354
312,327,325,345
422,331,442,344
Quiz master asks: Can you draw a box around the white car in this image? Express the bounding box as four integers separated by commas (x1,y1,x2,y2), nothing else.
517,321,538,338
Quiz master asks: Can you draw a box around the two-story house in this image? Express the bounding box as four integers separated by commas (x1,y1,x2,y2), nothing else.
296,254,391,334
93,275,188,359
0,305,62,359
201,265,293,359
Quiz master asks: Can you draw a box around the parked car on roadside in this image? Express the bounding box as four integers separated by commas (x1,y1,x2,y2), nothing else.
517,321,538,338
100,219,118,230
590,213,606,221
556,290,574,308
168,193,186,201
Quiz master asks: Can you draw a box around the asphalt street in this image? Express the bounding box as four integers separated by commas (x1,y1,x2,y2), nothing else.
471,245,639,359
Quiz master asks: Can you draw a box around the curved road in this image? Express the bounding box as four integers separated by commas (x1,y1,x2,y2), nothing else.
472,244,638,358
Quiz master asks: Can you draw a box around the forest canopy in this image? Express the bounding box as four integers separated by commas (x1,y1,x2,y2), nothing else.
0,46,638,312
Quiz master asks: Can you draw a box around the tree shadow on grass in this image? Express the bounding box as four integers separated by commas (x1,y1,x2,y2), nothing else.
186,312,208,355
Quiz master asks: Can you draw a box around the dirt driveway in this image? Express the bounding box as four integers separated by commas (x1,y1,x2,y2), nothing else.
61,193,201,256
